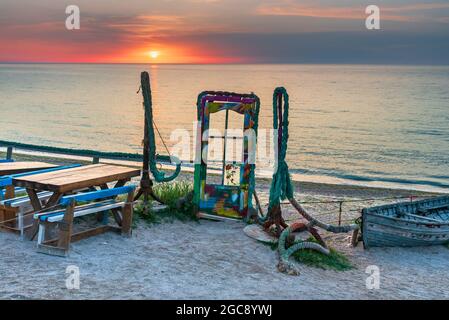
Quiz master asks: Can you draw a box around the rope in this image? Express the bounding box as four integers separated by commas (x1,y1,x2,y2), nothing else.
277,222,330,276
280,194,435,205
267,87,293,212
152,119,171,158
289,197,358,233
255,87,434,238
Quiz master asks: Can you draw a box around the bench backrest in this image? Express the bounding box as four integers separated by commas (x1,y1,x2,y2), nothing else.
59,185,136,206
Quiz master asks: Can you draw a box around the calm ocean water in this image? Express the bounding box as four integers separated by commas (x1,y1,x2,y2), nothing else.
0,64,448,192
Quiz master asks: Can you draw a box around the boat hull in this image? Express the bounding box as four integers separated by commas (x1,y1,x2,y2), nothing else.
362,196,449,248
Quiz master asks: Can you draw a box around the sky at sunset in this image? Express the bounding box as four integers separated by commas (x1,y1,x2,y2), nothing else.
1,0,449,64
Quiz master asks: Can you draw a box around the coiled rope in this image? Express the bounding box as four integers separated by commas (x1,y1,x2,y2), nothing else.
277,222,330,276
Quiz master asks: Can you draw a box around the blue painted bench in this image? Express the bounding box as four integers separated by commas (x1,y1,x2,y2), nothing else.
0,165,81,237
0,159,17,199
34,185,136,257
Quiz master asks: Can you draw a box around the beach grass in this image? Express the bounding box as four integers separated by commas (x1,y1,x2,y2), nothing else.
265,237,354,271
134,180,197,224
291,246,354,271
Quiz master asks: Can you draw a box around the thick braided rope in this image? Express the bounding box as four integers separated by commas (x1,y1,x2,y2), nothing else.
277,222,330,276
141,72,181,182
268,87,294,211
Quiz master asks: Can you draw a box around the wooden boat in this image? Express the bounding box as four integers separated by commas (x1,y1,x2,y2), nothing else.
362,196,449,248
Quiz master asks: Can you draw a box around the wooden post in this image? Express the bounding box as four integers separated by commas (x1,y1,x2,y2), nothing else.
121,191,134,237
6,147,13,160
338,201,343,226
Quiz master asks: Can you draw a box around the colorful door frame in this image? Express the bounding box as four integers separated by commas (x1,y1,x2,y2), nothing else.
193,91,260,219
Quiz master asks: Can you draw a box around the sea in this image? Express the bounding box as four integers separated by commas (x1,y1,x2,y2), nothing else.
0,63,448,193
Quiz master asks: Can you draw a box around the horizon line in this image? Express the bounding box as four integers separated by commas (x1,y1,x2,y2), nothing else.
1,62,449,67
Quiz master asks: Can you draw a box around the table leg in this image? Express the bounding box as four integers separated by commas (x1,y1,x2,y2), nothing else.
114,180,128,188
46,192,63,207
27,189,43,211
24,189,42,240
25,190,63,241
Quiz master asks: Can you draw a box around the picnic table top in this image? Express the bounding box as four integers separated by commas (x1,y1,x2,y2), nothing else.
0,161,58,176
12,164,141,193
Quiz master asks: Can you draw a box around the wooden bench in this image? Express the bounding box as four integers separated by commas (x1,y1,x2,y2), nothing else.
0,159,15,199
34,185,136,257
0,165,81,237
1,191,53,238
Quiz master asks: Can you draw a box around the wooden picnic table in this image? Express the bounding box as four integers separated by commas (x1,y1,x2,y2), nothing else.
12,164,141,239
0,161,57,176
0,161,58,199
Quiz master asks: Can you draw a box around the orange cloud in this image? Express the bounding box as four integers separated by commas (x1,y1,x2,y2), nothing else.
256,1,449,23
1,1,448,63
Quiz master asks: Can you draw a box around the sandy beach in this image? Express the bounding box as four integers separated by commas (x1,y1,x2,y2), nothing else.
1,158,448,300
1,2,448,304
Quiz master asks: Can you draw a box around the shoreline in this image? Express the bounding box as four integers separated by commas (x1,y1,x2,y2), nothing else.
1,150,444,199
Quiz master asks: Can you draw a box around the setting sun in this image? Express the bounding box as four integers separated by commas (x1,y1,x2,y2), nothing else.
149,51,160,59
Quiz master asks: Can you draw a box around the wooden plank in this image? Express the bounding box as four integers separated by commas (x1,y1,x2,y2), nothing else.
12,165,108,187
0,161,57,176
43,166,139,186
12,164,107,187
5,185,15,199
0,224,21,234
0,206,18,229
59,186,135,205
37,244,69,257
42,225,121,246
14,164,134,184
13,164,140,193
